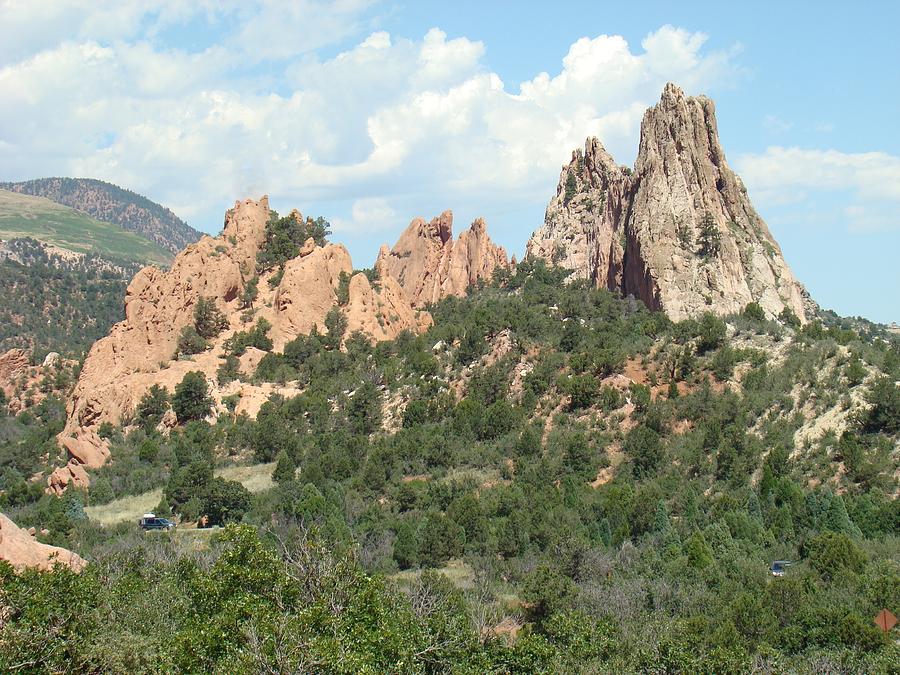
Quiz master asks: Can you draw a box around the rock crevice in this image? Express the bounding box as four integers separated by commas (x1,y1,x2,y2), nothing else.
54,197,433,491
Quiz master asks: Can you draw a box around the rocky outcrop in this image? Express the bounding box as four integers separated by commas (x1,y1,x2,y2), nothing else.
270,242,353,347
527,83,810,323
46,460,91,496
377,211,509,307
0,348,30,399
56,197,272,480
0,513,86,572
346,267,434,342
55,196,431,490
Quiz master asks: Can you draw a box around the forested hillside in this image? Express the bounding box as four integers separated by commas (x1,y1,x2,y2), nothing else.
1,177,200,254
2,261,897,672
0,183,187,357
0,238,137,358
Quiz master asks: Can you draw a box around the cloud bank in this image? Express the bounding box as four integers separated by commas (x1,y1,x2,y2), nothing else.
736,147,900,232
1,0,745,256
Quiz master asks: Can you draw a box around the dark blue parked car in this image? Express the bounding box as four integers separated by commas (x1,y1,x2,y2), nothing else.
139,514,176,531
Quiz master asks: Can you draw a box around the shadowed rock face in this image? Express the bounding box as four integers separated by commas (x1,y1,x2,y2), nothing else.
527,83,812,323
377,210,510,308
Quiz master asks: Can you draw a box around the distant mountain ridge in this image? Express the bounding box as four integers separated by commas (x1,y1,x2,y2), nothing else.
0,189,171,266
0,188,172,358
0,177,201,254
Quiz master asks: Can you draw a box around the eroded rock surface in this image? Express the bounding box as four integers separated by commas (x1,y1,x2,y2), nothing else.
346,266,434,342
527,83,811,323
0,348,30,399
377,211,509,307
55,197,430,489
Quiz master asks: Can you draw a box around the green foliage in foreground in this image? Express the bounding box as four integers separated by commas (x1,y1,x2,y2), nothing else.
0,525,627,674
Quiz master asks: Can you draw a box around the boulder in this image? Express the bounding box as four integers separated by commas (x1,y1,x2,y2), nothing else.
0,513,86,572
46,460,90,495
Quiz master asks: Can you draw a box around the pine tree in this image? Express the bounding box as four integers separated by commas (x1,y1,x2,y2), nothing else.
240,277,259,309
653,499,672,533
697,212,722,258
598,518,612,547
563,170,578,205
394,521,419,569
172,371,213,423
653,499,672,532
272,449,297,484
193,297,228,339
746,491,762,521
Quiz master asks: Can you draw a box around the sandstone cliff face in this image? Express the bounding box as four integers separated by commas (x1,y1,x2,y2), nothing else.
55,197,430,491
346,268,434,342
377,211,509,307
526,83,811,323
0,512,86,572
0,348,30,401
56,197,270,486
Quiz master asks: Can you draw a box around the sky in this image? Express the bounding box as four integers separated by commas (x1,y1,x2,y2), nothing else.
1,0,898,323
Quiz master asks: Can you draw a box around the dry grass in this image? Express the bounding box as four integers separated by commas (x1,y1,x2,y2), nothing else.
85,462,276,527
217,462,275,493
85,488,163,527
390,558,475,590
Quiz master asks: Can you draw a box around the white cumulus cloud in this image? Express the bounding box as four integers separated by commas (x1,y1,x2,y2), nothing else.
0,5,743,259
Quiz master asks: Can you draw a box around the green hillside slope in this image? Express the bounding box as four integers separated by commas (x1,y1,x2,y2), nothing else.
3,261,898,672
0,189,171,265
0,177,201,254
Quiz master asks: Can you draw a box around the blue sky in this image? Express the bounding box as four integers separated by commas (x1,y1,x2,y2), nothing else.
1,1,898,322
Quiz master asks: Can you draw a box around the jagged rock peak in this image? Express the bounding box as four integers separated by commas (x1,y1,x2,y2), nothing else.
378,210,510,307
54,195,430,492
526,82,811,324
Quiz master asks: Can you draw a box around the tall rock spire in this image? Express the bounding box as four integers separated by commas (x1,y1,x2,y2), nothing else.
526,83,812,323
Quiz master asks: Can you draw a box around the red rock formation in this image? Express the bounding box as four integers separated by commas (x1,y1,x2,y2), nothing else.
270,241,353,347
0,513,86,572
0,348,30,401
345,266,434,342
54,197,431,491
377,210,509,307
